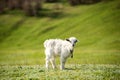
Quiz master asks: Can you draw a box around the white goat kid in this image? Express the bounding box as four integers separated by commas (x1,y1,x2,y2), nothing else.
44,37,78,70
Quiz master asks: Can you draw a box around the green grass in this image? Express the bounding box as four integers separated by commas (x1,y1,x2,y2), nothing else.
0,0,120,80
0,65,120,80
0,49,119,65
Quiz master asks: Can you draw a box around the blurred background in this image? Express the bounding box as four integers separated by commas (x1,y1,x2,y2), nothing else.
0,0,120,65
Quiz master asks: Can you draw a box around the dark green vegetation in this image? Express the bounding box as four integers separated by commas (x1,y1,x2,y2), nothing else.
0,0,120,80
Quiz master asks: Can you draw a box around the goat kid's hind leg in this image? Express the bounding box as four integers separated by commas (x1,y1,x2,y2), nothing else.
45,56,50,69
50,58,57,69
45,48,52,69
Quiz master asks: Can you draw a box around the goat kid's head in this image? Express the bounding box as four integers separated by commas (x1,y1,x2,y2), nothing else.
66,37,78,47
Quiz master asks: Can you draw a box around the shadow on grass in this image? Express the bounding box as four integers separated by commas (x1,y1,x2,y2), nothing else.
0,17,26,42
64,68,76,70
37,8,66,19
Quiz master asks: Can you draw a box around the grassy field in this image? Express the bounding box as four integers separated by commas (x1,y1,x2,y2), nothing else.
0,65,120,80
0,49,120,65
0,50,120,80
0,0,120,80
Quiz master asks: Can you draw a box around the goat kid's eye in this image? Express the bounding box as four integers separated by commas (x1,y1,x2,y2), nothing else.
75,40,78,43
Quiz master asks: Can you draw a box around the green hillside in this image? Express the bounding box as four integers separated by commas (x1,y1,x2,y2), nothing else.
0,0,120,51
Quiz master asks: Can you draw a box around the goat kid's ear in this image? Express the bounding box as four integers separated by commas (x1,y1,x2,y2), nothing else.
76,40,79,43
66,39,70,41
76,40,78,43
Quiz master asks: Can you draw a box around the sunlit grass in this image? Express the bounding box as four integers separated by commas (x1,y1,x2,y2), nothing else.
0,49,120,65
0,64,120,80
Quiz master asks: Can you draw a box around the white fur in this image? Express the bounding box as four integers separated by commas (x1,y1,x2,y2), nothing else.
43,37,78,70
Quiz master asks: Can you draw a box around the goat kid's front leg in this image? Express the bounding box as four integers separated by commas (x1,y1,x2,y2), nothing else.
60,57,66,70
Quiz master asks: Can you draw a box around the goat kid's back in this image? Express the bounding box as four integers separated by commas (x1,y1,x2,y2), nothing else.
44,39,73,55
